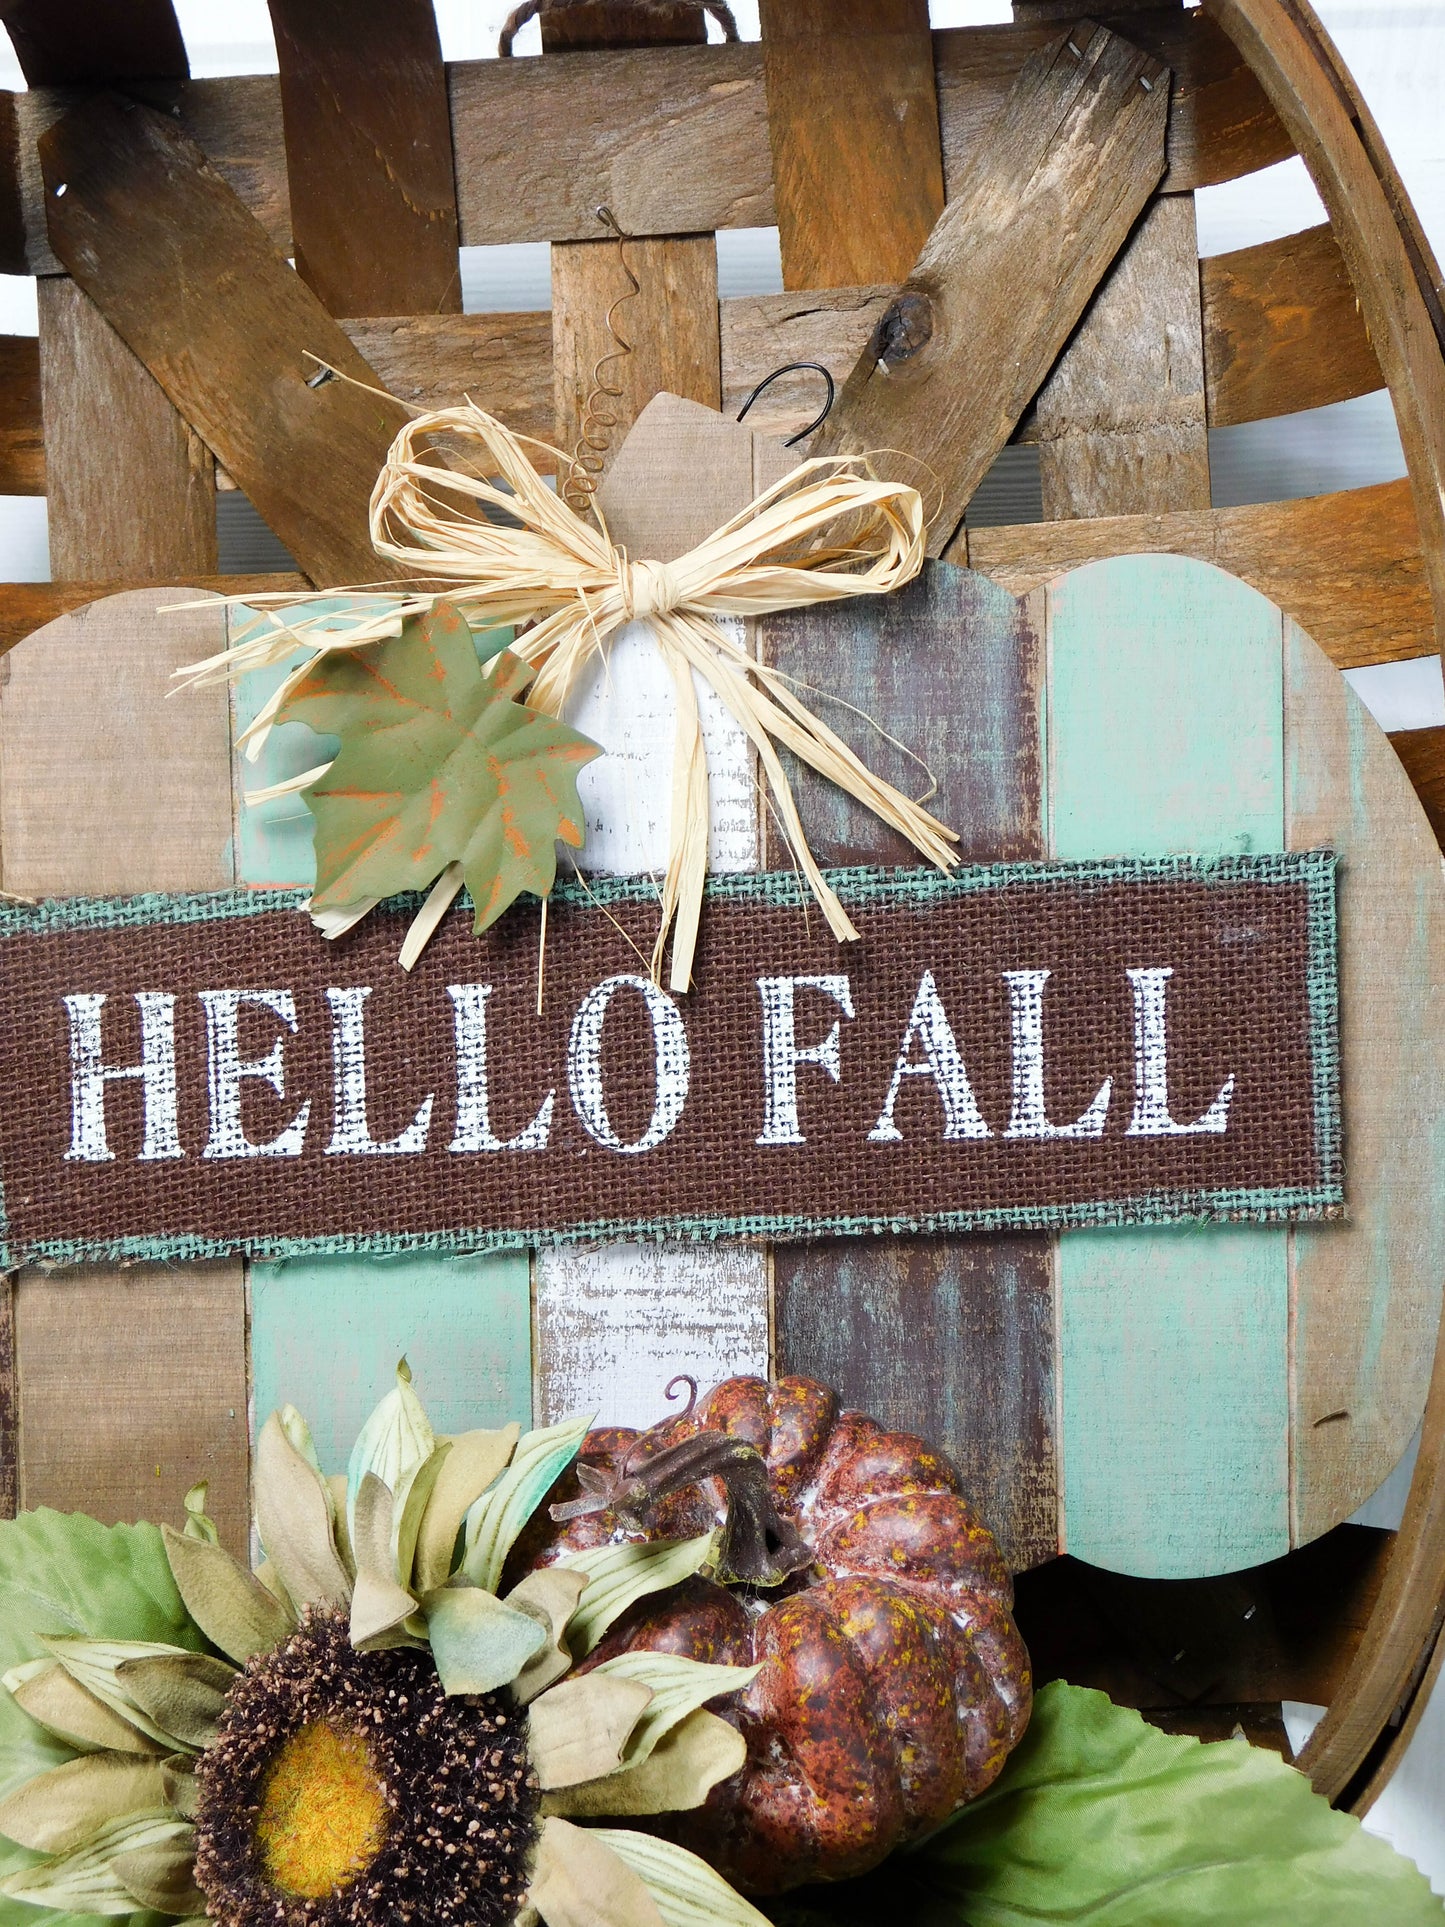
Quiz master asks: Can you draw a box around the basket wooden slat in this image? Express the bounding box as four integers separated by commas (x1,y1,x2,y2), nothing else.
270,0,461,319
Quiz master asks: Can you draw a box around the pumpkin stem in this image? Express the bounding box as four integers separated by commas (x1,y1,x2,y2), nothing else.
551,1429,813,1586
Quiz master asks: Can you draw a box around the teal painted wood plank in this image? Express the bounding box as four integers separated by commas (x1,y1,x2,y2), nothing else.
250,1253,533,1474
228,607,535,1442
1049,555,1289,1576
1057,1225,1289,1574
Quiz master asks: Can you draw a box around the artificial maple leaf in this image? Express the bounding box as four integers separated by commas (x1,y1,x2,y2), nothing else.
277,599,600,931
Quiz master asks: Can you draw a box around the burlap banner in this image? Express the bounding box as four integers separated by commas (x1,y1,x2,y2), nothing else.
0,853,1340,1267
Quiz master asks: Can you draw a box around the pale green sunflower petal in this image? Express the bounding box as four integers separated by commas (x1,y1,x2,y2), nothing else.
160,1758,197,1820
112,1828,205,1915
559,1534,720,1656
179,1485,218,1548
0,1811,192,1917
161,1524,296,1665
505,1567,588,1705
347,1357,435,1551
424,1584,548,1695
4,1658,163,1756
526,1816,665,1927
463,1413,594,1595
528,1675,653,1791
413,1425,521,1595
589,1653,760,1768
350,1567,428,1652
39,1639,199,1751
542,1708,746,1819
0,1753,170,1853
327,1474,356,1579
115,1653,236,1753
590,1828,772,1927
256,1410,352,1612
392,1442,451,1594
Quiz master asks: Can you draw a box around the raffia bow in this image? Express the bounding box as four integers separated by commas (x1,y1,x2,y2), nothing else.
180,403,958,988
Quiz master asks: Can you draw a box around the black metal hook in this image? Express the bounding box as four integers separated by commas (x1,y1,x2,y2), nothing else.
735,361,836,447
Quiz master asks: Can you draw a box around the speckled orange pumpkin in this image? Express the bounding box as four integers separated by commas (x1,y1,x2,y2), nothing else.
514,1374,1031,1894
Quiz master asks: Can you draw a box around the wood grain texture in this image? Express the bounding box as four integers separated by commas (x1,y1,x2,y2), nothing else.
1032,192,1211,519
1389,725,1445,847
0,575,306,659
968,478,1434,669
0,590,248,1553
269,0,461,318
3,16,1285,275
551,233,721,480
1210,0,1445,687
1285,619,1445,1547
0,333,43,496
534,396,773,1436
764,565,1055,1572
0,0,186,85
814,20,1169,556
1048,555,1289,1579
759,0,942,290
937,9,1288,196
40,94,402,586
39,276,216,579
15,1268,249,1552
1203,221,1381,428
341,312,554,455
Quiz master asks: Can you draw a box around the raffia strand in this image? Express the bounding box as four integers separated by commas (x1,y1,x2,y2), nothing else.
173,403,957,989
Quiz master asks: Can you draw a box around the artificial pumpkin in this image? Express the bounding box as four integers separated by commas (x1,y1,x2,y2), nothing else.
513,1373,1031,1894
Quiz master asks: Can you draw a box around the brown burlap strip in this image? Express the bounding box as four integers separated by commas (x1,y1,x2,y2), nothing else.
0,853,1340,1267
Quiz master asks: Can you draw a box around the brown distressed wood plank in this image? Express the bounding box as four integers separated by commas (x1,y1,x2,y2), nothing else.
39,276,216,578
759,0,942,291
341,312,553,449
0,333,43,495
0,589,249,1554
40,94,403,586
1032,192,1211,519
814,20,1169,557
764,568,1055,1571
1390,725,1445,848
1202,221,1382,429
6,19,1285,276
545,4,720,484
0,0,185,85
269,0,460,319
551,234,720,479
967,478,1433,668
0,575,306,656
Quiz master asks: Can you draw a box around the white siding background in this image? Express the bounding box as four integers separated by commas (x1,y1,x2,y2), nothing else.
3,0,1442,1886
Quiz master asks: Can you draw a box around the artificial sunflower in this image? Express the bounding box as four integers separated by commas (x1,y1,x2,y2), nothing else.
0,1363,768,1927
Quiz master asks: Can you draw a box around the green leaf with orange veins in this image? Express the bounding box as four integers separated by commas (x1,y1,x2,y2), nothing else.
277,600,601,931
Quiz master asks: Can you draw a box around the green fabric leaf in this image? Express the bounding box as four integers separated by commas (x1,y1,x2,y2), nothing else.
766,1683,1445,1927
0,1512,204,1927
278,600,600,930
462,1413,595,1595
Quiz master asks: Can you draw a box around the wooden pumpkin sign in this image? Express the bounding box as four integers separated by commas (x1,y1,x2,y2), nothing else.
1,398,1440,1589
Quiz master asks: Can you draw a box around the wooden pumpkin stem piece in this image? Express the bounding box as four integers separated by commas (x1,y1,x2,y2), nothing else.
550,1430,813,1586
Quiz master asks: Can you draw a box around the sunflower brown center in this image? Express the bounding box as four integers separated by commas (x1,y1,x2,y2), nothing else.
255,1720,389,1898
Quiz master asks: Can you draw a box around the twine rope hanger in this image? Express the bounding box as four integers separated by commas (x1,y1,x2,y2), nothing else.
175,400,958,990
